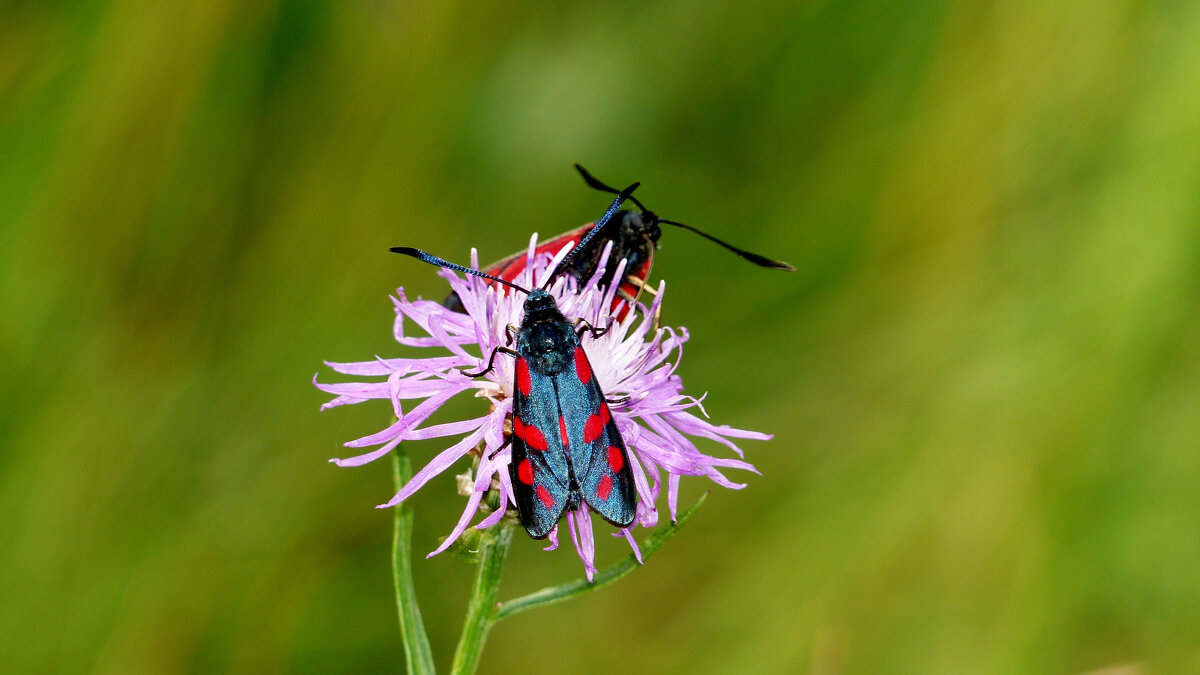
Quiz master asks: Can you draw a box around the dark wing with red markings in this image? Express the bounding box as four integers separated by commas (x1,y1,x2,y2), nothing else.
609,239,655,322
484,228,586,282
508,356,572,538
441,218,658,322
443,228,587,312
555,345,637,528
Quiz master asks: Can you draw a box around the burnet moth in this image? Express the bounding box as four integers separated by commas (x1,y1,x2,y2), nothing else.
445,164,794,319
392,182,642,538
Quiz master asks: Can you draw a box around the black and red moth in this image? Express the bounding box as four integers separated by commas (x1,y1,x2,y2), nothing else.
392,182,642,538
503,289,637,535
445,164,794,319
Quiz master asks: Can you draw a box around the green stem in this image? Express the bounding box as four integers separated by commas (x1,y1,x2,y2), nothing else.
493,493,707,621
392,448,436,675
449,525,514,675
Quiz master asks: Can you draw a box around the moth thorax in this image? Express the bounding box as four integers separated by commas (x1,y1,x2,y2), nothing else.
624,210,661,244
519,317,574,375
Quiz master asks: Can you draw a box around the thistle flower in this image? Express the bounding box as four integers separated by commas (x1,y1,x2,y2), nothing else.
316,237,767,579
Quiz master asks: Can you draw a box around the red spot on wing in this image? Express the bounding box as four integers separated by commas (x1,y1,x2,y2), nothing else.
524,425,547,451
607,446,625,473
584,415,604,444
515,359,531,396
600,402,611,424
536,484,554,508
512,417,525,441
574,346,592,384
517,459,534,485
559,416,569,447
597,475,613,500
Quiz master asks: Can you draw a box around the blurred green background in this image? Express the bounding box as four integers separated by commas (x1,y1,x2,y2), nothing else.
3,1,1199,672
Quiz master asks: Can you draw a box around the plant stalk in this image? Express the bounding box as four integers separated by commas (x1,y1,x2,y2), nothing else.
449,524,514,675
392,448,436,675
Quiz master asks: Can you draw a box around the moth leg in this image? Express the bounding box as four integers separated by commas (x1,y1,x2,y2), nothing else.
612,287,637,322
505,324,518,346
574,318,610,340
605,394,632,406
487,434,513,461
463,346,519,377
627,274,658,297
616,274,661,330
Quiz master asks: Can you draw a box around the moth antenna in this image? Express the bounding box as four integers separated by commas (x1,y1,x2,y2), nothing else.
574,163,649,213
657,219,796,271
575,163,792,270
391,247,532,294
543,181,640,289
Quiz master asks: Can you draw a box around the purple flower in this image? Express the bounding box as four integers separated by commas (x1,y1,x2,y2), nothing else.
316,237,767,580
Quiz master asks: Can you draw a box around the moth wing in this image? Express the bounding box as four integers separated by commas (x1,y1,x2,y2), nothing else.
612,236,655,321
556,345,637,528
442,228,587,311
485,228,587,283
509,357,572,538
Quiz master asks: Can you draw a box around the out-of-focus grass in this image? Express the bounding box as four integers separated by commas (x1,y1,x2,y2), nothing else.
2,1,1199,672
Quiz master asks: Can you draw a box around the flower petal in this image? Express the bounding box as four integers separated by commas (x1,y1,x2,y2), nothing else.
567,508,596,582
324,355,467,377
667,473,681,521
376,424,488,506
330,433,404,473
542,524,559,551
402,415,492,441
319,394,369,411
476,502,507,529
341,383,467,451
618,527,643,564
426,488,485,558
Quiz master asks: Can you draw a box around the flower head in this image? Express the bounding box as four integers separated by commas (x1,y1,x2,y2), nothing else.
316,236,767,579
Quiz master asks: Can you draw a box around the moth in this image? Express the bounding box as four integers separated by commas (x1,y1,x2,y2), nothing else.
393,183,642,537
444,164,793,320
